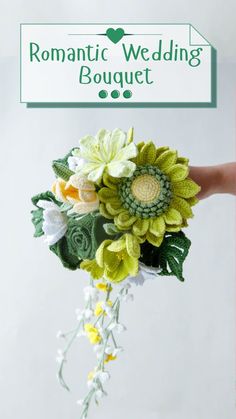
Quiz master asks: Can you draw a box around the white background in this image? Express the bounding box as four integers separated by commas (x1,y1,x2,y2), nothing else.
0,1,235,419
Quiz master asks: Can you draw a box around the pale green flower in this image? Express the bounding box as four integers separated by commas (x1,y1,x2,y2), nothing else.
74,128,137,183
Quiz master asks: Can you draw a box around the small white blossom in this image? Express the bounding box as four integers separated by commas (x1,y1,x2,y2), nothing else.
76,330,86,338
83,286,99,302
108,322,126,333
56,330,64,339
95,371,110,384
112,346,124,357
120,293,134,302
95,389,104,399
76,399,84,406
75,308,84,321
84,308,94,319
104,345,113,355
68,155,86,172
56,349,65,363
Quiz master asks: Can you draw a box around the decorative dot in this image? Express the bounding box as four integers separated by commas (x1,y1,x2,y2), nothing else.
111,90,120,99
123,90,132,99
98,90,108,99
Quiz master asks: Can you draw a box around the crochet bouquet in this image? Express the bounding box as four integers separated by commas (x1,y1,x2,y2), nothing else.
31,128,200,418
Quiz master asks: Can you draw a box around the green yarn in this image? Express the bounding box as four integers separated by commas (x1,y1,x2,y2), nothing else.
50,237,81,270
140,231,191,281
52,148,76,180
66,214,109,260
118,165,172,219
52,161,74,181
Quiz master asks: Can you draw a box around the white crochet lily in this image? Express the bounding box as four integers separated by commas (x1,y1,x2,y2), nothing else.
73,128,137,183
38,200,68,245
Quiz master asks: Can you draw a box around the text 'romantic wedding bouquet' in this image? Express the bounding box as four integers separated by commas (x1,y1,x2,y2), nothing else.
31,128,200,418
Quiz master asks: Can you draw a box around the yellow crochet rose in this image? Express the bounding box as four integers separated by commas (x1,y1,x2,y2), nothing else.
52,174,99,214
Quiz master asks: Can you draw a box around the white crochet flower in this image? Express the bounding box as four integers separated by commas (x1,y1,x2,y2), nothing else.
74,128,137,183
38,200,68,246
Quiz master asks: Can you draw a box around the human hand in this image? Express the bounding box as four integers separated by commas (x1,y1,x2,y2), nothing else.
189,163,236,200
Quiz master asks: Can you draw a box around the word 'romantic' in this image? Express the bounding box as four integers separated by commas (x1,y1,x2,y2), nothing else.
29,40,203,68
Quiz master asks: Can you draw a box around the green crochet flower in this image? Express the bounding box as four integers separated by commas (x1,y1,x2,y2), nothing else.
66,214,109,260
98,142,200,247
80,233,140,283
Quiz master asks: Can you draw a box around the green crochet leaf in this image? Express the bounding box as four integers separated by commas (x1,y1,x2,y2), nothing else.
54,149,75,167
52,148,76,181
31,191,59,208
31,208,44,237
159,232,191,281
31,191,61,238
52,161,74,181
49,237,81,270
140,231,191,281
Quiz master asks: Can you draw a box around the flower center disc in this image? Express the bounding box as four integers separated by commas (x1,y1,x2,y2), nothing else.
131,174,160,204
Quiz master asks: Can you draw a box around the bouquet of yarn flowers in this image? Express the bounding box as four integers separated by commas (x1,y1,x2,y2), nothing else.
31,128,200,418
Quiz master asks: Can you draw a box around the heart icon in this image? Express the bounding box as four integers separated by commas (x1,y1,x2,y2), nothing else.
106,27,125,44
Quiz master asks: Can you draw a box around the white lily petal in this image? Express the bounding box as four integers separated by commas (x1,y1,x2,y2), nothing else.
87,164,106,182
37,200,57,210
107,160,136,178
113,142,138,162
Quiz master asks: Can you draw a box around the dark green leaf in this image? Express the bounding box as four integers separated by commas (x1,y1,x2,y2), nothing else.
50,237,81,270
159,232,191,281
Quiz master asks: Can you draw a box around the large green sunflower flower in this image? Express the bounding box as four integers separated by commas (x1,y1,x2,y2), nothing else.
98,142,200,247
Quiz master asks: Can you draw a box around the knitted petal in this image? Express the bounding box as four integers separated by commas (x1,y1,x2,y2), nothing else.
155,150,177,171
149,216,165,236
125,234,140,258
79,190,98,202
80,259,104,280
126,127,134,144
106,202,123,216
102,173,120,189
138,142,156,164
186,196,199,206
96,240,112,268
69,174,95,191
124,256,139,276
113,142,137,162
155,146,169,158
172,179,201,198
116,211,137,229
146,232,164,247
132,218,150,236
176,156,189,166
107,238,126,252
70,200,99,215
99,203,114,220
166,164,189,182
108,128,126,157
104,251,120,272
105,263,128,283
165,225,182,232
163,208,182,225
87,164,106,183
171,197,193,219
98,187,118,203
107,160,136,178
